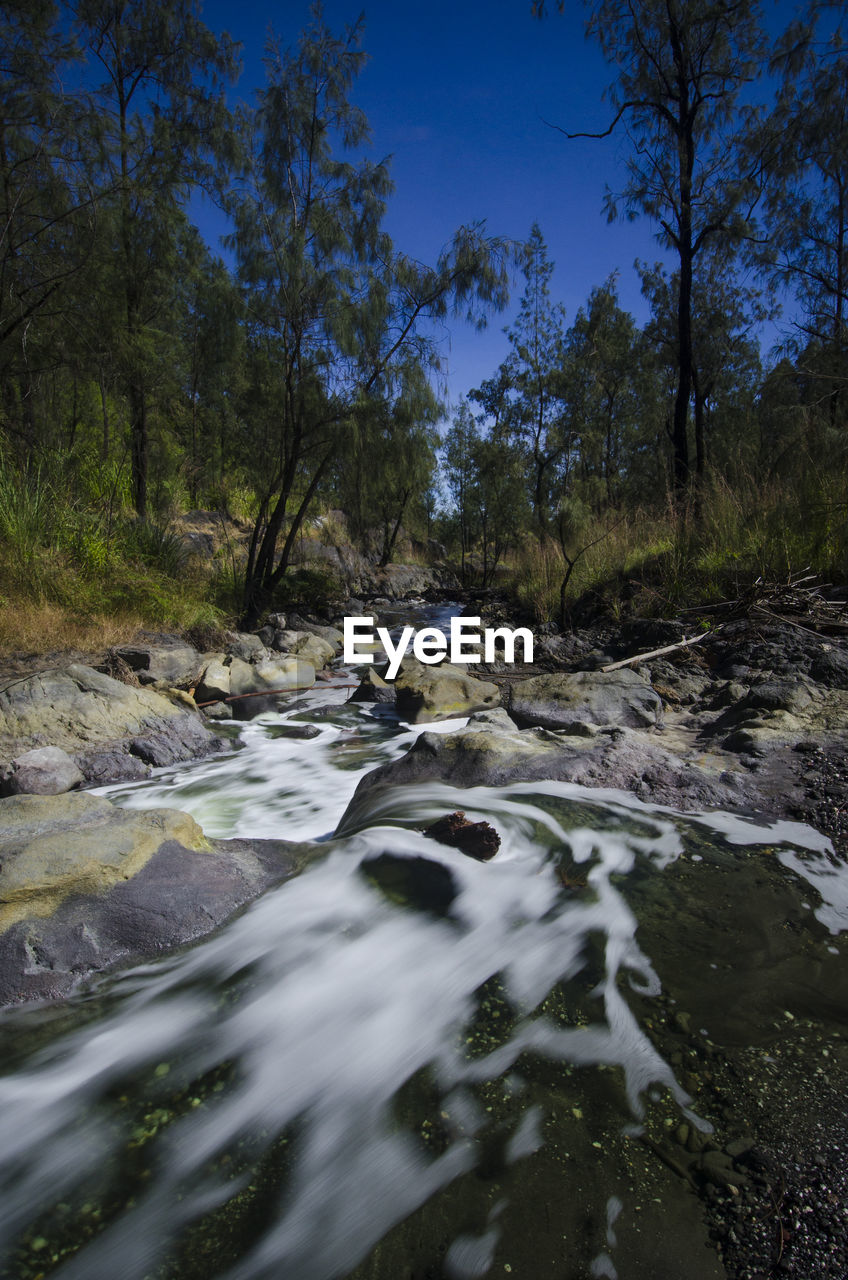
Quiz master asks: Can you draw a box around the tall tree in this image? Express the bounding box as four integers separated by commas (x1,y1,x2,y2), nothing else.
74,0,239,516
230,9,507,623
0,0,94,448
538,0,764,491
639,249,764,480
761,6,848,431
471,223,569,535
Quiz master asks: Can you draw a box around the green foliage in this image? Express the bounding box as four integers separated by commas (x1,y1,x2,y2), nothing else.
123,520,190,578
0,459,56,562
271,566,343,613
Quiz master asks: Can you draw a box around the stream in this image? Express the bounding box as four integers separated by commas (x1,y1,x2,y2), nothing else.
1,605,847,1280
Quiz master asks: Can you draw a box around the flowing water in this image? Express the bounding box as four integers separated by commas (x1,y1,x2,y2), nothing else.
1,610,847,1280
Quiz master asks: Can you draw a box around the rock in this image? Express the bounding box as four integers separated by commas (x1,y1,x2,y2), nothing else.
195,654,316,705
202,701,233,719
0,792,320,1005
223,632,267,663
289,633,336,670
423,811,501,861
74,748,151,786
227,656,261,696
246,657,316,693
349,669,396,704
194,654,231,703
360,563,460,598
114,641,201,688
0,747,84,796
699,1150,749,1190
509,669,663,731
393,658,500,724
271,628,307,652
0,664,220,786
338,716,758,835
298,623,344,652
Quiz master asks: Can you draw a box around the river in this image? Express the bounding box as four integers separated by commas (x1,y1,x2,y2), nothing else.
0,607,846,1280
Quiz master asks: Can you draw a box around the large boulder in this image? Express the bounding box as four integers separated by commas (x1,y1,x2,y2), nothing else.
338,711,757,835
392,658,499,724
509,669,663,731
0,792,320,1005
0,664,220,785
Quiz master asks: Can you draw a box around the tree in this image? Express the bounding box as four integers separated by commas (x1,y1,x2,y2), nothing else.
639,249,764,480
442,402,480,583
761,6,848,432
539,0,764,491
470,223,569,535
0,0,95,448
562,276,645,504
74,0,239,515
230,9,508,624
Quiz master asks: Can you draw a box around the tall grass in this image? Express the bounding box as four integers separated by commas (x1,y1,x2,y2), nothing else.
511,470,848,624
0,454,227,655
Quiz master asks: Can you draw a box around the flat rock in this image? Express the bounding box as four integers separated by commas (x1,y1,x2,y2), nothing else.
509,669,663,730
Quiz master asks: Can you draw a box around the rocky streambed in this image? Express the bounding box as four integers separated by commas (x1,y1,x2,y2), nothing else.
0,599,847,1278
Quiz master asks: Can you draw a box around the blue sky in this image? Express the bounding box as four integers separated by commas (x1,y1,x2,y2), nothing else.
195,0,790,416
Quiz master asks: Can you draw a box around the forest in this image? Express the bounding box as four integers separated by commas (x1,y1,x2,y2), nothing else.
1,0,846,649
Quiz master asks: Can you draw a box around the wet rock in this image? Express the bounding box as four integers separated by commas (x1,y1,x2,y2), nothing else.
340,715,755,833
393,658,499,724
0,746,84,796
361,852,458,917
201,700,233,719
349,669,396,703
0,794,320,1005
509,669,662,731
423,811,501,861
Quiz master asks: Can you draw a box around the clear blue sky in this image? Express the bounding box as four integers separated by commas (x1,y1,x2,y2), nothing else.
195,0,789,416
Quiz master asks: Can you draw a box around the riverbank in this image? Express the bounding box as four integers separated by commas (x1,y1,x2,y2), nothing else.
1,592,847,1280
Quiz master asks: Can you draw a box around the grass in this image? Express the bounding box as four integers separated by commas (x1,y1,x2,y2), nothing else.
509,472,848,624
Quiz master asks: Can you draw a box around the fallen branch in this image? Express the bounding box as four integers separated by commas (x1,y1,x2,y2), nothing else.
601,630,713,672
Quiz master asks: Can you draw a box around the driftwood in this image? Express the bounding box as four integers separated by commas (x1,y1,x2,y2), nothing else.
601,630,712,672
